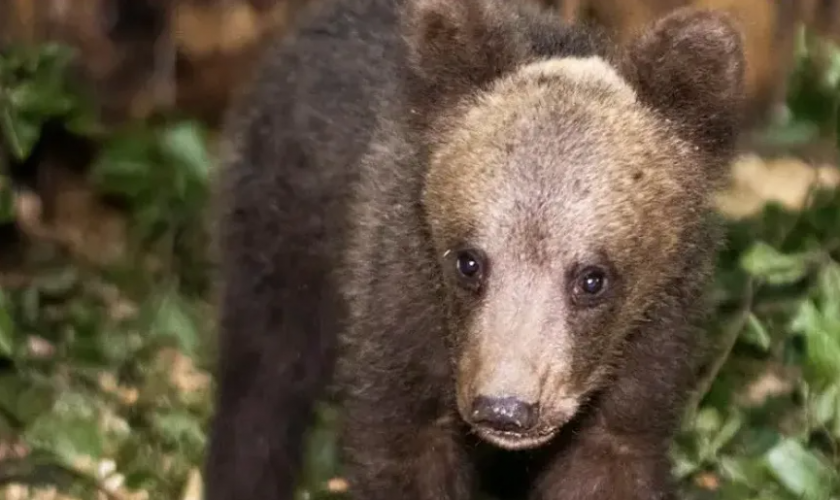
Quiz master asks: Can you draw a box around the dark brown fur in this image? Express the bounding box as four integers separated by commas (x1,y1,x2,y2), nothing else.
204,0,745,499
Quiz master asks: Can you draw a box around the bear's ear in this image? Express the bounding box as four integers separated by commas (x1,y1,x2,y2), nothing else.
620,8,746,155
401,0,527,117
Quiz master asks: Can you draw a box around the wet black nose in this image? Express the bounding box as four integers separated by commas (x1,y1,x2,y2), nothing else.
470,396,539,433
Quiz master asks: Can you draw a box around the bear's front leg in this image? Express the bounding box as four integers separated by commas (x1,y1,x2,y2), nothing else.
531,422,676,500
340,405,473,500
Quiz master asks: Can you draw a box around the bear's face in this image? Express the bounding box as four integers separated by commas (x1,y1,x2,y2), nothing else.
402,0,744,450
424,57,702,450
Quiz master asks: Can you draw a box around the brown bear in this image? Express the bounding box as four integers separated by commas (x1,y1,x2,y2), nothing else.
203,0,745,499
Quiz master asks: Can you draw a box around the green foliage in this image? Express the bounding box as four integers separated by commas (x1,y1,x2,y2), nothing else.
0,44,214,499
0,43,99,161
90,120,213,244
1,22,840,500
753,26,840,149
672,153,840,498
0,259,213,498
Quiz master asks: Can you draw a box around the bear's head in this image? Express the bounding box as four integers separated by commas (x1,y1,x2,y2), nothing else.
400,0,744,450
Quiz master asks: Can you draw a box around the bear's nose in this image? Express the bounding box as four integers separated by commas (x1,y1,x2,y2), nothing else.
470,396,539,433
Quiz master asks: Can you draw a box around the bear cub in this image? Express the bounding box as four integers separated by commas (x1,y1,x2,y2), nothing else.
203,0,746,499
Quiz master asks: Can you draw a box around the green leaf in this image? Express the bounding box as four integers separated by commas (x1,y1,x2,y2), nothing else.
695,407,723,436
804,329,840,387
151,410,205,451
302,403,342,489
763,438,839,499
90,130,158,200
741,313,772,351
737,426,783,459
7,80,75,117
717,455,773,491
671,446,700,480
159,121,212,187
146,290,200,356
0,290,15,357
740,242,811,285
96,328,140,366
790,299,840,388
791,299,824,335
0,373,56,426
707,411,744,458
811,385,840,432
24,391,105,464
0,103,41,160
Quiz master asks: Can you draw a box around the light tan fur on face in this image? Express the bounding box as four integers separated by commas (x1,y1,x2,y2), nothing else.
423,54,711,447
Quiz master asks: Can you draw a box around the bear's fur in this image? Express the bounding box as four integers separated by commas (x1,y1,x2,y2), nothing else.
203,0,745,499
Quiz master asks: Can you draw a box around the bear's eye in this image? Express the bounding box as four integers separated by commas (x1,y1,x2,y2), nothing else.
581,269,605,294
571,266,609,305
454,249,486,289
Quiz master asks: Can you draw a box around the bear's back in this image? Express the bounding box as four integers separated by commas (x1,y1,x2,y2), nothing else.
220,0,405,202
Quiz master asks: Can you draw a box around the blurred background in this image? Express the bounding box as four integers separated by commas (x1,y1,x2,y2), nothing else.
0,0,840,499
